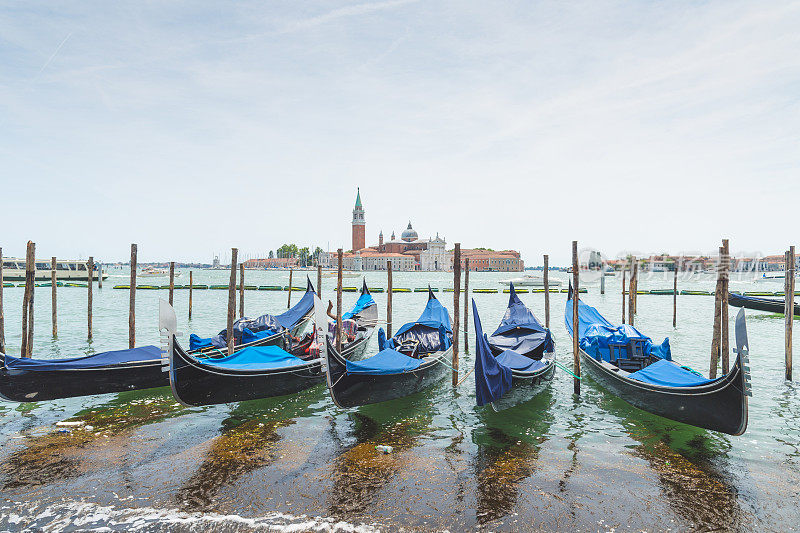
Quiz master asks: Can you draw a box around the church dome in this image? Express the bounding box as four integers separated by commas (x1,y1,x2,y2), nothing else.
401,221,418,242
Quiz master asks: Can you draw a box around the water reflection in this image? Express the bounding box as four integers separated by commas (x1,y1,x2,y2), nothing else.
326,392,436,519
176,387,324,512
471,388,555,524
1,388,187,490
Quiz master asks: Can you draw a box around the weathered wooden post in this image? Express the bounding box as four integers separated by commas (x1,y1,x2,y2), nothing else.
673,260,678,328
87,257,94,340
600,265,605,295
622,268,627,324
572,241,581,395
543,255,550,329
336,249,343,352
633,261,639,315
710,246,724,378
129,244,137,349
786,246,795,381
0,247,4,353
317,264,322,296
239,263,245,317
169,261,175,306
188,271,193,320
21,241,35,357
386,260,393,337
287,268,294,309
51,257,57,337
463,258,470,353
227,248,238,354
628,257,636,326
721,239,730,374
452,243,461,387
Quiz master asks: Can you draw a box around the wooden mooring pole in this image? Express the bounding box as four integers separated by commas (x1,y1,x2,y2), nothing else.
628,257,635,326
227,248,238,354
21,241,35,357
633,261,639,316
98,263,103,289
386,260,393,337
336,249,343,353
188,271,193,320
0,247,4,353
129,244,137,349
622,269,627,324
543,255,550,330
710,245,724,379
452,243,461,387
786,246,795,381
721,239,730,374
572,241,581,395
51,257,57,337
87,257,93,340
463,258,470,353
287,268,294,309
169,261,175,306
600,266,605,295
239,263,245,317
317,264,322,296
673,261,678,328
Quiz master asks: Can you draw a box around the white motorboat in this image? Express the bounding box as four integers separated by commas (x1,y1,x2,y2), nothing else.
498,274,563,287
138,267,181,278
1,258,108,282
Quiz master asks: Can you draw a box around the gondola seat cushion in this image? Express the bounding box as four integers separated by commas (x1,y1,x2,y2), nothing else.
627,360,715,387
199,345,307,371
495,350,546,372
345,348,422,375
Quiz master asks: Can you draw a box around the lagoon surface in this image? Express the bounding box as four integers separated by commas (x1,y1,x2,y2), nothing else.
1,268,798,532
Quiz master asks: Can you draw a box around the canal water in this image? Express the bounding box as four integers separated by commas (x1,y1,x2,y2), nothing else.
0,268,798,531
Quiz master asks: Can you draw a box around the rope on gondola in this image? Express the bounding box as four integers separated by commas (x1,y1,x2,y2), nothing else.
555,361,582,380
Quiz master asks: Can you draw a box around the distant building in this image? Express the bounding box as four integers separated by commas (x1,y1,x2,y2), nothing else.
242,257,298,269
352,188,365,252
455,249,524,272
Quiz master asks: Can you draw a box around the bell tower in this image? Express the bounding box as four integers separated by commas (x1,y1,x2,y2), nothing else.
351,188,365,251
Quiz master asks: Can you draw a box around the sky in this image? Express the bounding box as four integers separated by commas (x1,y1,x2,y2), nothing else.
1,1,799,265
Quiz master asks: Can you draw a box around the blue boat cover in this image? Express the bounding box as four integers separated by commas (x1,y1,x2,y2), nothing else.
386,290,452,353
189,279,315,350
343,292,375,320
3,345,161,371
241,328,277,344
473,300,513,406
496,350,547,372
200,345,307,371
627,359,715,387
345,348,422,375
489,283,554,355
565,297,672,363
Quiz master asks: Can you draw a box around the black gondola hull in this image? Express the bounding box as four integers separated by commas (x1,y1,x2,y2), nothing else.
0,357,167,403
325,343,453,408
579,349,749,435
489,361,556,411
729,292,800,316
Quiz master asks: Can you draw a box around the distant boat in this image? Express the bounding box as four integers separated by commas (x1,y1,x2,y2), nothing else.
729,292,800,316
322,271,361,278
138,267,180,278
499,274,562,288
755,271,796,283
1,258,108,282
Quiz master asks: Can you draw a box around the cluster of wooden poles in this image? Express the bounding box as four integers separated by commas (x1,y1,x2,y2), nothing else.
1,240,794,384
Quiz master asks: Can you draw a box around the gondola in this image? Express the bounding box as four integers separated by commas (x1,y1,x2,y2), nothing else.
161,281,378,407
565,286,751,435
472,283,556,411
0,345,167,403
322,287,453,408
187,277,317,356
729,292,800,316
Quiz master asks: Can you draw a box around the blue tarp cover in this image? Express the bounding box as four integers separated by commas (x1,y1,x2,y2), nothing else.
387,292,452,353
274,281,315,329
473,300,513,406
345,348,422,375
565,298,672,363
3,345,161,371
496,350,547,372
627,359,715,387
343,292,375,320
489,284,554,355
241,328,277,344
200,345,306,371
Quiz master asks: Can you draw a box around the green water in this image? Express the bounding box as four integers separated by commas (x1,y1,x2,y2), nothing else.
0,268,798,531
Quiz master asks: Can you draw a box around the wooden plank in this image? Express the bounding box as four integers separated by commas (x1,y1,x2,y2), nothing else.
336,249,343,353
387,260,393,337
239,263,245,317
87,257,93,340
227,248,238,354
572,241,580,394
543,255,550,329
188,270,193,319
463,258,470,353
51,257,57,337
129,244,137,349
453,243,461,387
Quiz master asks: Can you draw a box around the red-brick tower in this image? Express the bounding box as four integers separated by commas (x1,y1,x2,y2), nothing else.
351,188,365,251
